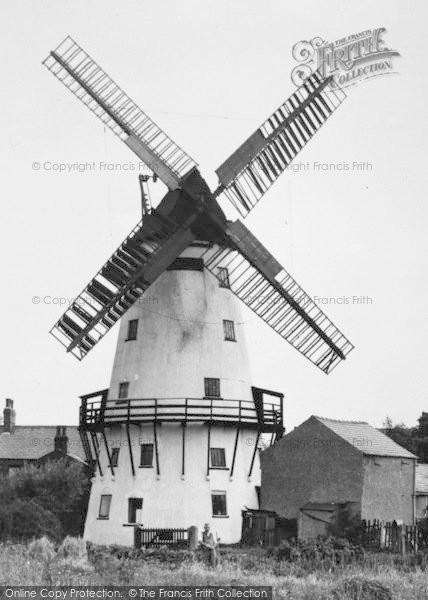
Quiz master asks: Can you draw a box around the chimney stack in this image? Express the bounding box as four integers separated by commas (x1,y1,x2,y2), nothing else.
54,426,68,454
3,399,16,433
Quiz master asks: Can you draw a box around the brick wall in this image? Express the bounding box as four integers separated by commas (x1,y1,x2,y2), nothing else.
261,417,364,518
361,455,415,523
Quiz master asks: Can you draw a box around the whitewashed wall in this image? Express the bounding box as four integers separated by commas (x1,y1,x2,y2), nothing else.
84,423,261,545
84,244,264,546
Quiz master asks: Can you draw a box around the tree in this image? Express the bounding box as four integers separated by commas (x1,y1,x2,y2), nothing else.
382,416,419,456
0,500,62,541
0,458,90,541
328,504,366,544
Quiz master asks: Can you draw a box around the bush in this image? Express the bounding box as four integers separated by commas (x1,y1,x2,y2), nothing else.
267,537,365,571
334,576,392,600
86,542,195,572
328,506,366,544
55,536,93,575
28,537,56,562
0,500,62,542
57,536,88,561
0,459,90,540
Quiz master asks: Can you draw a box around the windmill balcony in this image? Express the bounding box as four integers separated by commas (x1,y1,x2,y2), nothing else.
79,389,284,434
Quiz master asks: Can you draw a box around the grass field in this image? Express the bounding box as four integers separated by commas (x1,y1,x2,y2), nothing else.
1,539,428,599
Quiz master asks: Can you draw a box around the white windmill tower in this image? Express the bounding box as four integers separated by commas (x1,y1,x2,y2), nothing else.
43,37,353,546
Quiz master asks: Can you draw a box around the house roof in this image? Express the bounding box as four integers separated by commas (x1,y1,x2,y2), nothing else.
416,464,428,494
314,416,416,459
0,426,86,461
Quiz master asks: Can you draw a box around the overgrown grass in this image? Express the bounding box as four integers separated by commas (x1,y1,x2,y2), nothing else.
1,539,428,599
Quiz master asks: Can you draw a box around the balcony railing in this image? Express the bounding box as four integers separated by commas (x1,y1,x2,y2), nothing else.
79,389,283,433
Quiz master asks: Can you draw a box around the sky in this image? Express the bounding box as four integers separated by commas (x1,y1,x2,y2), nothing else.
1,0,427,432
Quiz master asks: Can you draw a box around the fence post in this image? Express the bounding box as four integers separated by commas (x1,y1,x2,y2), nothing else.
400,525,406,556
380,524,386,549
134,525,142,549
188,526,198,551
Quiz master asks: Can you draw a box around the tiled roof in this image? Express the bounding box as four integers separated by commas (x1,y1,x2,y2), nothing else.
0,426,85,461
416,464,428,494
314,416,416,459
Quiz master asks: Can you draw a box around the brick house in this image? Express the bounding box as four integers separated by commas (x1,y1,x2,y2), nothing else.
0,399,86,474
261,416,417,537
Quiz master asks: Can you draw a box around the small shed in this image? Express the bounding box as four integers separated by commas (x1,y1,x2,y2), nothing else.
298,501,359,539
241,509,297,545
299,502,340,539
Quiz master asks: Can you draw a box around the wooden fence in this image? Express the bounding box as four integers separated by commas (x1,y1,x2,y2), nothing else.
361,520,422,554
134,527,188,548
241,512,426,555
133,520,425,554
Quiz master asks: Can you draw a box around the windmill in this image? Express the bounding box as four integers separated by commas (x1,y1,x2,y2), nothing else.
43,37,353,545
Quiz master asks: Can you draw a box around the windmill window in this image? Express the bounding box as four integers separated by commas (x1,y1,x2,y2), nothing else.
211,448,227,468
98,494,112,519
218,267,230,288
140,443,154,467
126,319,139,341
128,497,143,524
223,320,236,341
118,381,129,400
212,491,228,517
204,378,220,398
110,447,120,467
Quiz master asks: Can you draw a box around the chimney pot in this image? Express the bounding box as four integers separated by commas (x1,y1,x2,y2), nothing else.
54,425,68,454
3,398,16,433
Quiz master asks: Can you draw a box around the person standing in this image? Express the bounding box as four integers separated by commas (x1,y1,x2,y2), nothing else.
201,523,219,566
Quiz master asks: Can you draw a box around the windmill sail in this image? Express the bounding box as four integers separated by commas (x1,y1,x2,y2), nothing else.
202,220,353,373
44,38,355,371
215,72,346,217
51,213,197,360
43,37,198,190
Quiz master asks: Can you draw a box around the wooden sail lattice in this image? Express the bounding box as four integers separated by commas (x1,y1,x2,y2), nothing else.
43,37,197,189
203,221,354,373
50,214,182,359
44,37,354,372
215,71,346,217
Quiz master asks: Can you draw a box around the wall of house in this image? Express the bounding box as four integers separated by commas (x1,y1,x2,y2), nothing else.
260,417,364,519
0,458,27,475
84,422,260,545
361,455,415,523
416,496,428,519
